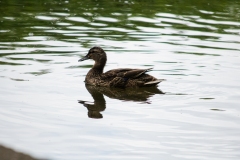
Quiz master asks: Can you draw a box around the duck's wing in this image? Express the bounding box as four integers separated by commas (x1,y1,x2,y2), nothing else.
101,68,160,88
101,68,163,87
102,68,153,79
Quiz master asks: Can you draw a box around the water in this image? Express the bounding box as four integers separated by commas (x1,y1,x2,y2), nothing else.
0,0,240,159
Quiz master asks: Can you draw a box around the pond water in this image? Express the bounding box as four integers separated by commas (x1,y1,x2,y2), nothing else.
0,0,240,159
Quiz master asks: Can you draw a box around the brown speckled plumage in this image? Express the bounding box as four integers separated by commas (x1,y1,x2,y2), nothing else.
79,47,165,88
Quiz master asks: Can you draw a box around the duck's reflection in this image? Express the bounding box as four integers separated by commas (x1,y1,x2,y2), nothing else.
78,84,164,119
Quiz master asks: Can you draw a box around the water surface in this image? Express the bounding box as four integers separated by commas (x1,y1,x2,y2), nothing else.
0,0,240,160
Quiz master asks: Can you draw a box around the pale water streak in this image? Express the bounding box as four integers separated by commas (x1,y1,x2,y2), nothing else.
0,0,240,160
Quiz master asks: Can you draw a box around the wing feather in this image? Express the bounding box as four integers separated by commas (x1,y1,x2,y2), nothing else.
102,68,153,79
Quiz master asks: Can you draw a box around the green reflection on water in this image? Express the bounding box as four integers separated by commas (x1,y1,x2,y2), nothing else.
0,0,239,43
25,69,51,76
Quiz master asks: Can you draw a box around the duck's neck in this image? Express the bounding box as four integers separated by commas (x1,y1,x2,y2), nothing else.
91,59,106,74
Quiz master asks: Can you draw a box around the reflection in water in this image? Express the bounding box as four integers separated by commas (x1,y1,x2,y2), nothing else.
78,85,106,119
79,84,164,119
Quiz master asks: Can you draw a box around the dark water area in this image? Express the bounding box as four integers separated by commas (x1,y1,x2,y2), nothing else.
0,0,240,160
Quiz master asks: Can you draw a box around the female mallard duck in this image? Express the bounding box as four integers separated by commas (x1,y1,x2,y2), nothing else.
79,47,165,88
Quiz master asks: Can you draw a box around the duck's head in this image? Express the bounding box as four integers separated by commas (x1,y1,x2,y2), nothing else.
78,47,107,63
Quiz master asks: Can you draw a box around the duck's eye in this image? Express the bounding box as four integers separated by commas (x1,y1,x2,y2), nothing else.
87,53,92,58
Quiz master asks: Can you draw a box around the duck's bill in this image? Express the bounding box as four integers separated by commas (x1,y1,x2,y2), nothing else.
78,56,89,62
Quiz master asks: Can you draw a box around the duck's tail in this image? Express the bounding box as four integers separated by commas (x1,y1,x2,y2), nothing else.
144,79,166,87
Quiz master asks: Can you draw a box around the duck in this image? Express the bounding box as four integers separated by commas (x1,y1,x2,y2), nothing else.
78,47,165,88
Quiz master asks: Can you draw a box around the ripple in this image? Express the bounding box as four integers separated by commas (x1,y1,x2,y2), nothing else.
100,27,134,33
155,13,177,18
200,98,215,100
3,17,15,20
68,26,92,30
6,57,52,63
56,22,72,26
94,17,118,22
66,17,89,22
35,15,58,21
10,78,29,81
25,69,51,76
111,13,123,16
196,19,240,26
0,61,25,65
0,30,9,33
50,12,70,16
224,29,240,34
128,17,159,23
210,109,225,111
83,12,93,16
89,22,107,26
23,36,49,41
199,10,214,14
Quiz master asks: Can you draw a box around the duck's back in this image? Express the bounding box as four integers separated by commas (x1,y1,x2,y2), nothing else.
100,68,164,88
